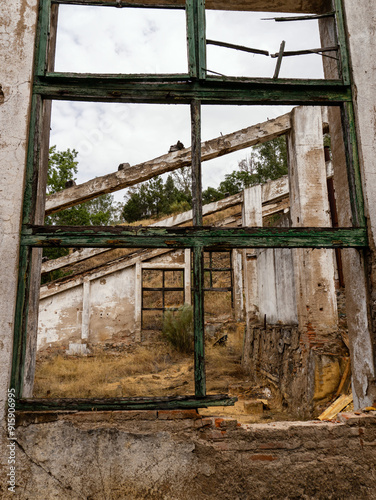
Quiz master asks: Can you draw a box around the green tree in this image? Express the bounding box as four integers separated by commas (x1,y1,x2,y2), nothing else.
43,146,118,282
203,136,288,202
122,171,192,223
45,147,117,227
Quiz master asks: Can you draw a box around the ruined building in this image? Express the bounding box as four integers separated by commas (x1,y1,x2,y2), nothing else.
1,1,376,498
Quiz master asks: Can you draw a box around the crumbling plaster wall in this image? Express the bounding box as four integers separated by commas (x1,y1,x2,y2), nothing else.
38,248,187,350
7,410,376,499
318,1,376,408
0,0,38,416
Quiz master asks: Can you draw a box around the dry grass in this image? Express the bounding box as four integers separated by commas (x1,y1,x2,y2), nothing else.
34,325,246,399
34,344,194,398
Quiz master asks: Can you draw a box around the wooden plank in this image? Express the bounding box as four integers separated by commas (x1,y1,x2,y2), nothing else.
264,12,335,22
51,0,331,15
23,225,368,249
273,40,285,79
271,46,338,58
335,358,351,397
318,393,353,421
34,75,351,106
16,394,237,411
191,100,202,225
45,113,291,214
207,39,269,56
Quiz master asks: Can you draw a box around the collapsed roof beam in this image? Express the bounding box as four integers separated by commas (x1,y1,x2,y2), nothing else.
45,112,291,215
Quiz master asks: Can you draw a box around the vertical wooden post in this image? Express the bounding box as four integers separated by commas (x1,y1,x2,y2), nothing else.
191,100,202,226
186,0,206,80
193,245,205,397
22,2,59,397
190,98,205,396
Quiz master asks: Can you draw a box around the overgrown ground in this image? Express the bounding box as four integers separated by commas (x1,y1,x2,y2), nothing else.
34,320,299,423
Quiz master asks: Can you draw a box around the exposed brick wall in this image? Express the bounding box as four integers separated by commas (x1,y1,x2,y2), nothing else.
2,410,374,499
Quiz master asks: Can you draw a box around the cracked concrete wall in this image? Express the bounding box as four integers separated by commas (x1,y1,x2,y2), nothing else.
6,410,376,499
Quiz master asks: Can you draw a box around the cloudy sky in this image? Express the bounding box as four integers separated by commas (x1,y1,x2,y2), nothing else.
51,5,324,202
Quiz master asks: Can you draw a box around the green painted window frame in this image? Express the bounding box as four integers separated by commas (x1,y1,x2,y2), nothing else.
12,0,367,412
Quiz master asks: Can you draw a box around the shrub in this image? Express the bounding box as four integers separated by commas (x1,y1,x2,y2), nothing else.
162,304,194,354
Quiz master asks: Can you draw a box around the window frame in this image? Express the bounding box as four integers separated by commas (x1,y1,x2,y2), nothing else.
12,0,367,412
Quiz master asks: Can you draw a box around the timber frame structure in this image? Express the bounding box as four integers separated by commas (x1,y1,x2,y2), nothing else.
12,0,367,412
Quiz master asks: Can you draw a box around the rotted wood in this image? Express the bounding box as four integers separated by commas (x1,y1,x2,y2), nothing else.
273,40,285,79
191,99,202,226
45,113,291,215
22,225,368,249
16,394,237,412
207,39,269,56
271,46,338,58
51,0,332,15
193,245,206,397
263,12,335,22
23,3,60,398
35,74,351,106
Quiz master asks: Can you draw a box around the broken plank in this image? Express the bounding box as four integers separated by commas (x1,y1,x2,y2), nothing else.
207,39,269,56
318,393,353,421
45,113,291,215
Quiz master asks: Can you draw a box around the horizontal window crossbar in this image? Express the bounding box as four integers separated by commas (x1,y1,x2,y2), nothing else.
52,0,185,7
21,226,368,249
34,75,352,105
17,394,237,411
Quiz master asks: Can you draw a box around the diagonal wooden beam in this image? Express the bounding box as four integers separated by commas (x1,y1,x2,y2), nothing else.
45,112,291,215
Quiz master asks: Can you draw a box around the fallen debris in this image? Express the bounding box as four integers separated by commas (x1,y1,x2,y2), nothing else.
318,393,353,421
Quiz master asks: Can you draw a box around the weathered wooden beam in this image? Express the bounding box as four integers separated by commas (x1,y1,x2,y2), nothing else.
42,174,289,274
52,0,331,15
41,175,289,275
23,225,368,249
35,75,351,106
17,394,237,411
42,193,244,274
206,39,269,56
45,113,291,215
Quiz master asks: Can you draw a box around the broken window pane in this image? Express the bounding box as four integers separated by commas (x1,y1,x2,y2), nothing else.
205,10,325,79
